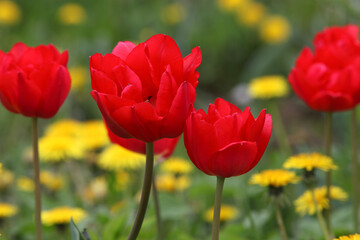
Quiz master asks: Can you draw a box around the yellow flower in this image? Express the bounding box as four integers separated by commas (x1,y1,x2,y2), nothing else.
218,0,248,12
69,66,87,91
17,177,34,192
0,203,18,218
40,171,64,191
160,157,193,175
236,1,266,27
79,120,109,150
284,152,338,172
83,176,108,203
334,234,360,240
248,75,289,99
0,0,21,25
156,174,190,192
259,15,291,44
203,205,239,222
45,119,81,138
42,206,86,225
39,135,85,162
115,170,130,191
161,3,186,25
97,144,145,171
57,3,86,25
249,169,300,187
0,169,14,189
295,186,348,216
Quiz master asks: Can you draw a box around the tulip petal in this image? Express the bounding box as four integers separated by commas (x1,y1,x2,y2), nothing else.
17,72,42,117
183,46,202,87
156,67,178,116
90,69,118,95
112,41,137,60
311,91,353,111
210,141,258,177
247,109,266,141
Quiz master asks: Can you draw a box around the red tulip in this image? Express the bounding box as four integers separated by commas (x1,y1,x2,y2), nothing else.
0,43,71,118
184,98,272,178
90,34,201,143
289,25,360,111
106,124,179,160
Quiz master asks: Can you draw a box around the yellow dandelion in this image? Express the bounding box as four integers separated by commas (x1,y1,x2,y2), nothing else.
204,205,239,222
334,234,360,240
236,1,266,27
57,3,86,25
42,206,86,226
69,66,87,91
249,169,300,187
259,15,291,44
39,135,85,162
115,170,130,191
0,169,14,189
97,144,145,171
40,171,64,191
160,157,193,175
45,119,81,138
161,3,186,25
79,120,109,150
0,203,18,218
17,177,34,192
284,152,338,172
218,0,248,12
295,186,348,216
248,75,289,99
156,174,190,192
0,0,21,25
83,176,108,203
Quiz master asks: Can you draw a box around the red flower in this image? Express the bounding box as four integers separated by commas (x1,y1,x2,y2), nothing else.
0,43,71,118
289,25,360,111
106,124,179,160
90,34,201,143
184,98,272,178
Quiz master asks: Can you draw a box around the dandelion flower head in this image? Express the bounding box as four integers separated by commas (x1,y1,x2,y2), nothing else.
249,169,300,187
83,176,108,203
39,135,85,162
0,0,21,25
248,75,289,99
295,185,348,215
334,234,360,240
218,0,249,12
0,168,14,189
160,157,193,175
0,203,18,218
156,174,191,192
259,15,291,44
79,120,109,150
116,171,130,191
204,205,239,222
97,144,145,171
57,3,86,25
236,1,265,27
69,66,87,91
45,119,81,138
17,177,34,192
284,152,338,172
42,206,86,225
40,171,64,191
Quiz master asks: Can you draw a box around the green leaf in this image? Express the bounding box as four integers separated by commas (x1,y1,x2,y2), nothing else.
70,217,85,240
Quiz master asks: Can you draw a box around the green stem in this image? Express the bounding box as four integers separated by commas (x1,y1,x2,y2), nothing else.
127,142,154,240
32,117,42,240
310,189,330,240
270,101,292,156
152,175,163,240
324,112,332,234
352,109,359,232
211,176,225,240
274,202,288,240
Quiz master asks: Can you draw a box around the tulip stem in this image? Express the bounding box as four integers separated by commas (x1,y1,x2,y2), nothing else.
127,142,154,240
274,202,288,240
311,188,330,240
211,176,225,240
351,109,359,232
324,112,332,235
152,175,163,240
32,117,42,240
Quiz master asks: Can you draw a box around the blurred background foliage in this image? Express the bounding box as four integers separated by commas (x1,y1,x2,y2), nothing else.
0,0,360,239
